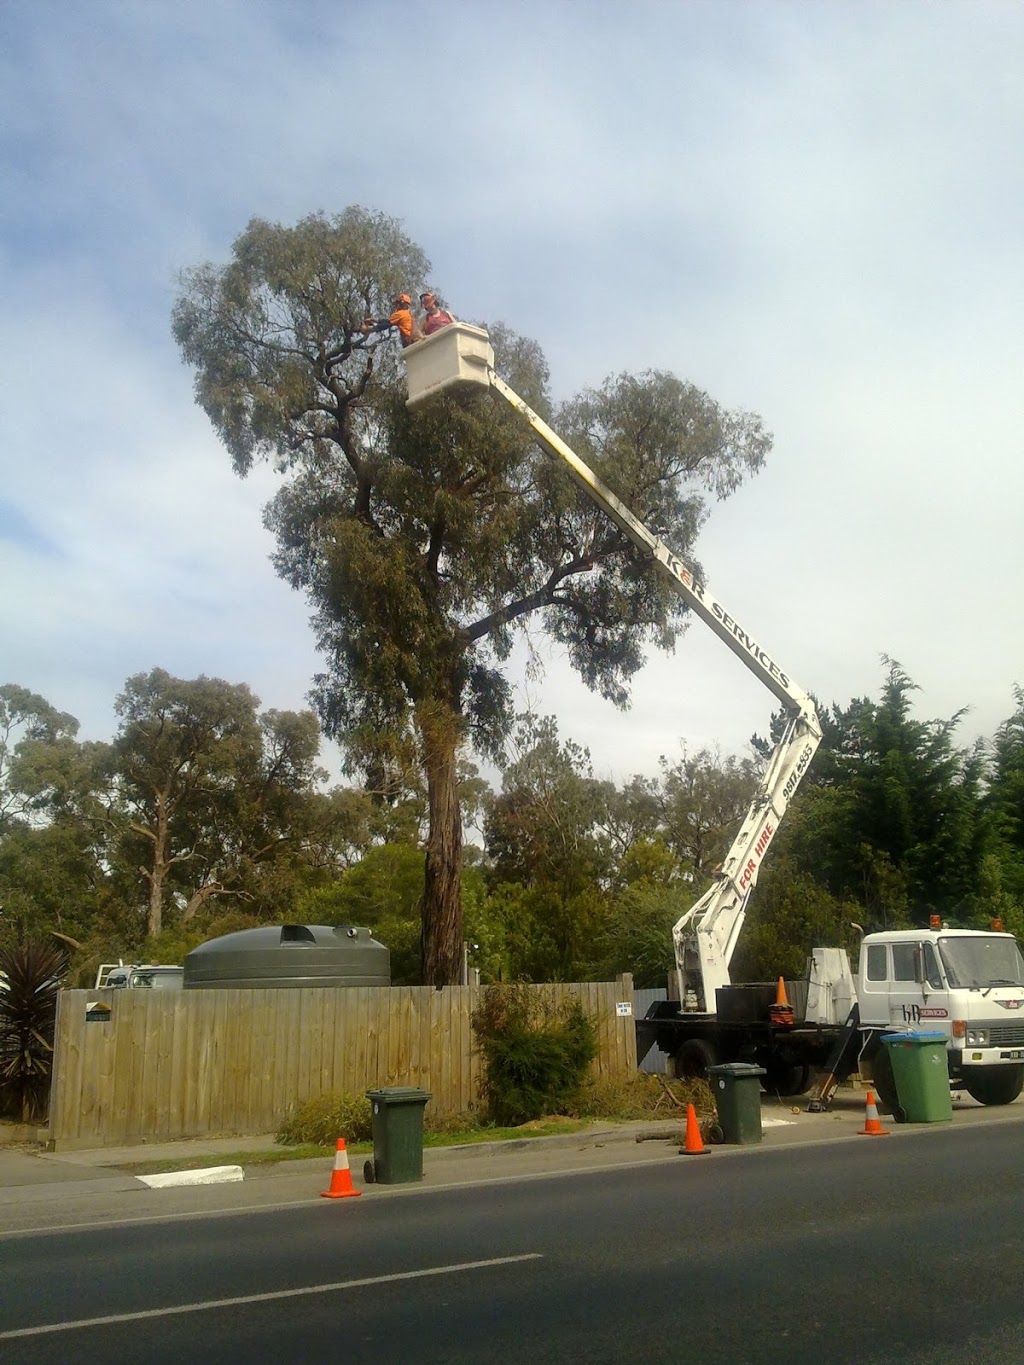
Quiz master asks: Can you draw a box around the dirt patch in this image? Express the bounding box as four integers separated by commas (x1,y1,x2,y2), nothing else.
516,1116,584,1131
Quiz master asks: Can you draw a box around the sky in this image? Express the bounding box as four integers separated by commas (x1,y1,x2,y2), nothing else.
2,0,1022,797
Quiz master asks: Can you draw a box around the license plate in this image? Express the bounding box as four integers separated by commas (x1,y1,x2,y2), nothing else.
1003,1050,1024,1060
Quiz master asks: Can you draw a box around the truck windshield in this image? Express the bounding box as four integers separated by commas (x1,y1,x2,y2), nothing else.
132,969,183,990
938,937,1024,989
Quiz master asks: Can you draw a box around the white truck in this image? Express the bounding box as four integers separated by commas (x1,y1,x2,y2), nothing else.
402,322,1024,1112
94,962,184,990
852,925,1024,1110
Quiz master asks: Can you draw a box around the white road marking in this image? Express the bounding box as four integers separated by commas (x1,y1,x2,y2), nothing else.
136,1164,244,1188
0,1254,544,1340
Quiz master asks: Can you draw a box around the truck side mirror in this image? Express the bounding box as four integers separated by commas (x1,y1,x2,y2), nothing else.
914,946,925,985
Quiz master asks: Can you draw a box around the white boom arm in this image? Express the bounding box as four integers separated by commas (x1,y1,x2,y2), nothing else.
404,324,822,1013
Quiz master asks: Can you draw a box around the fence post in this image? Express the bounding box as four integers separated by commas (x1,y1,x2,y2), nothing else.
616,973,637,1071
46,988,70,1145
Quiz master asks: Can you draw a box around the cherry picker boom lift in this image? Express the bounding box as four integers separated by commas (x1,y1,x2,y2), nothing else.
403,322,822,1018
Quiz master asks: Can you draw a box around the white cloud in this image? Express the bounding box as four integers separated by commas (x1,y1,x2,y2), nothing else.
1,0,1021,784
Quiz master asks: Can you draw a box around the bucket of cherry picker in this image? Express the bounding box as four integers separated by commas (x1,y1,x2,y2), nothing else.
404,323,494,409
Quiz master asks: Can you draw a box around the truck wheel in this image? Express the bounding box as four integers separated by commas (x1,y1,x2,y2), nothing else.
963,1065,1024,1106
869,1045,899,1114
762,1061,811,1097
674,1038,718,1081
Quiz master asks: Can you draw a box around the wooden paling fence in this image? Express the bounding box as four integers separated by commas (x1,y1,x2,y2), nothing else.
48,978,637,1148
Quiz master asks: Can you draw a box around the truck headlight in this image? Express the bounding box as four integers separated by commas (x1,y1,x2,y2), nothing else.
965,1028,989,1047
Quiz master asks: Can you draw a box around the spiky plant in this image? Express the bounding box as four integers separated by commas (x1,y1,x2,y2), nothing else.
0,940,67,1122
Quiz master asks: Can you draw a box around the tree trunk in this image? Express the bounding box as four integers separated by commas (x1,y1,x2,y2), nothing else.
418,701,463,987
146,797,169,939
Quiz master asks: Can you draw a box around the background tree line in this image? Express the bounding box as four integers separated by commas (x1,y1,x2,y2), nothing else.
2,663,1021,989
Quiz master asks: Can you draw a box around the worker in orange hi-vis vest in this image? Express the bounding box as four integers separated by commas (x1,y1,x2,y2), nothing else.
361,294,422,347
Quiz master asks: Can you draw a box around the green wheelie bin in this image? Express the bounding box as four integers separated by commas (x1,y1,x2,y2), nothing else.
707,1062,767,1145
365,1086,432,1183
881,1031,953,1123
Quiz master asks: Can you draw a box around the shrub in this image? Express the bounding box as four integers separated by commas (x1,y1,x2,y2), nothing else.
0,940,67,1122
276,1091,373,1146
471,983,598,1126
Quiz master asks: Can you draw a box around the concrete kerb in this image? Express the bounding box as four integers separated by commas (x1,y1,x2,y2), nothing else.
4,1089,1022,1201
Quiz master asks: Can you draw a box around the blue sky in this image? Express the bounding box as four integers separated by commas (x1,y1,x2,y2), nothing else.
2,0,1022,787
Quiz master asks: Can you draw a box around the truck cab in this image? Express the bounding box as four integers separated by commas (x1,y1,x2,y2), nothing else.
95,963,184,990
857,928,1024,1106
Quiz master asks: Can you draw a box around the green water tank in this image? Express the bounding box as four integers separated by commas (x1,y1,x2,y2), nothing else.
183,924,390,989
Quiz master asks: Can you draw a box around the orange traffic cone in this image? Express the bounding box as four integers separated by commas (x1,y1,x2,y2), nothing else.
680,1103,708,1155
769,976,795,1027
321,1138,362,1198
858,1091,890,1137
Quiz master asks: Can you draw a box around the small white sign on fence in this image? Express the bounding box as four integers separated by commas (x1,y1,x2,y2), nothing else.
616,1001,633,1017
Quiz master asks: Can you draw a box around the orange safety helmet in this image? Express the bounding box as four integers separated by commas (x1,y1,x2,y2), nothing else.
395,294,411,306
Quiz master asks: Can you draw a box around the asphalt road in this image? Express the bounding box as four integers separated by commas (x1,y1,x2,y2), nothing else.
3,1122,1024,1364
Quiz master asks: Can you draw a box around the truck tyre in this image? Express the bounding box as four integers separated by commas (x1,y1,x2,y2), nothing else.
868,1044,899,1114
674,1038,718,1081
762,1060,811,1097
963,1065,1024,1106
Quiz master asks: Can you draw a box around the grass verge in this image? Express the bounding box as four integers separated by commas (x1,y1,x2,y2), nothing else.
113,1116,620,1176
110,1076,713,1175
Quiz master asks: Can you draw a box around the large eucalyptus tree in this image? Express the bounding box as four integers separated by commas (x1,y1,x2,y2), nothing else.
173,207,770,983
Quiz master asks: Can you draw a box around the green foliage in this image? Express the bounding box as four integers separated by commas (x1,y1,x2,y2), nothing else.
297,843,504,985
299,842,425,984
471,984,598,1125
766,659,990,928
109,668,335,941
552,372,771,706
172,208,430,478
276,1091,373,1146
472,881,607,983
585,882,680,988
0,683,82,834
733,859,862,981
986,686,1024,909
112,669,265,938
486,715,614,894
613,834,687,892
301,843,424,925
0,939,67,1122
0,822,106,950
657,747,759,879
